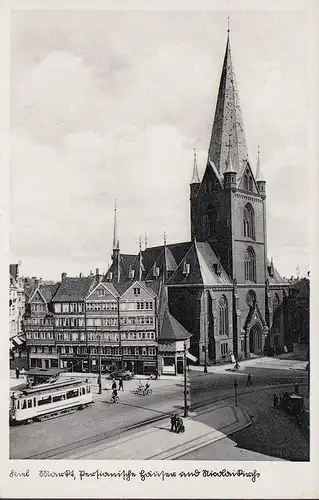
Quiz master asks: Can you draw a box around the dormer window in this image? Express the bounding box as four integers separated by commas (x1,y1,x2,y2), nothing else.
183,262,190,276
213,262,222,276
129,269,135,279
153,265,160,277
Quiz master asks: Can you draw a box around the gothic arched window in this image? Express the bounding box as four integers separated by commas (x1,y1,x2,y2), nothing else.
248,176,253,191
243,203,255,239
246,290,256,308
243,175,249,190
273,293,280,314
244,247,256,282
207,205,216,238
219,295,228,336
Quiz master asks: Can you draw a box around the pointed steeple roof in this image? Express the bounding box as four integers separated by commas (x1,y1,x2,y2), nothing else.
112,200,119,250
255,147,265,182
190,148,200,184
207,32,248,177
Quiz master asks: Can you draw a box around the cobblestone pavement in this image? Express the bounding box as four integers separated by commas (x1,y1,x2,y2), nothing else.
179,386,309,461
9,365,308,460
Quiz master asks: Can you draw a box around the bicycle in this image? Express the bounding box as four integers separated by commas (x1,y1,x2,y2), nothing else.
110,395,119,404
143,387,152,396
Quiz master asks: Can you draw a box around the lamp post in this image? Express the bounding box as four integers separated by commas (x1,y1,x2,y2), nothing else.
183,341,189,418
234,379,238,407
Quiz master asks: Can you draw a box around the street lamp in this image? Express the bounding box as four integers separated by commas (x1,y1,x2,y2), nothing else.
234,379,238,407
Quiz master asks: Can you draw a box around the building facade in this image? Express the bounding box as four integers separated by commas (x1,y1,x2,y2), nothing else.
105,31,289,365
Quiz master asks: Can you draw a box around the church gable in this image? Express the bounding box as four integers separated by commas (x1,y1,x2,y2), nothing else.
167,244,204,285
238,161,259,194
197,162,223,198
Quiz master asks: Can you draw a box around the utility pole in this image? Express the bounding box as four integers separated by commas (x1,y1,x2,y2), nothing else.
234,379,238,407
203,292,208,373
183,341,190,418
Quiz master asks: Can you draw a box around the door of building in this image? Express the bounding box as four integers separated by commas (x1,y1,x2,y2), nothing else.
249,324,262,354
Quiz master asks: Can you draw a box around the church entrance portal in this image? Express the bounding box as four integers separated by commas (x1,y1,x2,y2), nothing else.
249,324,262,354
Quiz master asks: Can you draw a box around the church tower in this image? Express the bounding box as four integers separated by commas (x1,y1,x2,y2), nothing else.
190,30,267,285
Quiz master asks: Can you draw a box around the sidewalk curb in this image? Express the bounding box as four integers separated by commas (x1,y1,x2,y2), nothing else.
149,406,252,460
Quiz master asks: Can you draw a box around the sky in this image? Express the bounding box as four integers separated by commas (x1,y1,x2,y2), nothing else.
10,9,309,281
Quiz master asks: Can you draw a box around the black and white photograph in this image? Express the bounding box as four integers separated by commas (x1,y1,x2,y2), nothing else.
3,1,317,498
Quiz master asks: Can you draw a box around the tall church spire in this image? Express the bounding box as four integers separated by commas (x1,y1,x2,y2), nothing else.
190,148,200,184
207,30,248,177
112,199,119,250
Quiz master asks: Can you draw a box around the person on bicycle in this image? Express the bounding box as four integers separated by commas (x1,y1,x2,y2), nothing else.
112,387,118,403
144,382,150,395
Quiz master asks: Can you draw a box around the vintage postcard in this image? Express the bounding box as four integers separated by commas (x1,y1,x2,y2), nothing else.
1,0,318,498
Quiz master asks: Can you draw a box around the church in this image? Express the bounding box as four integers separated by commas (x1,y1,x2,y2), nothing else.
105,31,289,365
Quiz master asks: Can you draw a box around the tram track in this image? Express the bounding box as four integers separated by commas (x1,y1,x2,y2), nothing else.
22,381,307,460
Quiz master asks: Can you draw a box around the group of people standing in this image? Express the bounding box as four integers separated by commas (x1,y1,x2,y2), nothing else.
170,414,185,433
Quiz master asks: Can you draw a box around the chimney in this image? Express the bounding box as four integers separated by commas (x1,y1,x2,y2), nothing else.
61,272,67,281
79,272,83,278
96,268,99,276
34,279,39,288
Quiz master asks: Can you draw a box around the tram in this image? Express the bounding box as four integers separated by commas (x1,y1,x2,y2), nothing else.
10,378,93,425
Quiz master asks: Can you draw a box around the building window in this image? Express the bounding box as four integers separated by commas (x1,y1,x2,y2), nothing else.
243,203,255,239
72,332,78,341
133,288,140,296
273,294,280,314
41,332,46,339
248,176,253,191
62,303,69,313
135,347,139,355
54,303,61,313
142,347,147,356
246,290,256,308
26,332,32,340
221,343,229,356
148,347,156,356
219,295,228,336
34,332,39,340
244,247,256,282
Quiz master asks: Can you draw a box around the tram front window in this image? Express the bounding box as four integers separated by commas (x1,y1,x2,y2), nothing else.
22,400,27,409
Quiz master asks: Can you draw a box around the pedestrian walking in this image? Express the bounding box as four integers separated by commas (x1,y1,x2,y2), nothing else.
112,380,117,391
170,414,176,432
119,379,124,391
247,373,252,386
273,393,279,409
15,367,20,379
295,384,300,395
